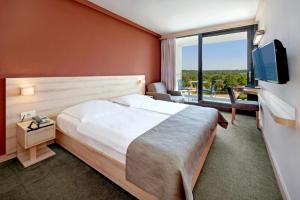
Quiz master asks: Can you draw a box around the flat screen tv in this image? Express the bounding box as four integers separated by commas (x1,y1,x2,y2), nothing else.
252,39,289,84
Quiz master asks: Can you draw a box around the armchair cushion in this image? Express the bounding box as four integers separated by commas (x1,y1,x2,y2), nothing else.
168,90,182,96
147,82,167,94
146,92,172,102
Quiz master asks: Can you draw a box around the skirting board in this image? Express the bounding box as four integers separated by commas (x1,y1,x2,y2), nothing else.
262,132,290,200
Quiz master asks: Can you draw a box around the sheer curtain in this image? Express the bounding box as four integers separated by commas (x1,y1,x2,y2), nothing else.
161,38,176,91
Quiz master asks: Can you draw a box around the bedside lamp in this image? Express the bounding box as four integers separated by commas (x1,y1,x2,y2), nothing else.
21,86,35,96
138,79,146,85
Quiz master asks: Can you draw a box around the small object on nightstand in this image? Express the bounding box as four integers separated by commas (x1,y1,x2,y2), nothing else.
16,118,56,168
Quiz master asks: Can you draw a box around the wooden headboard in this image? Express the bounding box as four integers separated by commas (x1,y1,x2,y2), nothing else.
4,75,145,160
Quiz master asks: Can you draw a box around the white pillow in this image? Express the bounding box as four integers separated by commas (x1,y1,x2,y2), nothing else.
62,100,124,122
111,94,155,107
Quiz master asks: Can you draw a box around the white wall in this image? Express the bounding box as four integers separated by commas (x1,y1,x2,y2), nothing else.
256,0,300,199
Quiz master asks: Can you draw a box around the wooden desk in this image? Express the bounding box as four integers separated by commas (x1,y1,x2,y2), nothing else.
258,90,297,128
243,87,260,95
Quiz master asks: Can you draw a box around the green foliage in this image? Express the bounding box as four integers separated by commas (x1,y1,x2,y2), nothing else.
182,70,247,93
238,93,248,100
181,70,198,87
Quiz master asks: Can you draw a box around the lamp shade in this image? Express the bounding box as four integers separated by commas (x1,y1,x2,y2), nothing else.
21,86,35,96
138,79,146,84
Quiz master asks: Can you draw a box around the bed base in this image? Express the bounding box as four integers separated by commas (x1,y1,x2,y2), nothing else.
55,127,217,200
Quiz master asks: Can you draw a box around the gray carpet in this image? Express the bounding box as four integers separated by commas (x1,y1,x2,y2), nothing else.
0,113,282,200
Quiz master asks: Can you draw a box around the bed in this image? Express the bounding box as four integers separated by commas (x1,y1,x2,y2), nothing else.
5,76,226,199
56,95,227,200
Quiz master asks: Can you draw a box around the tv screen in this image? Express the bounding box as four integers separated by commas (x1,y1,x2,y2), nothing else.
252,40,289,84
252,48,266,81
260,42,278,82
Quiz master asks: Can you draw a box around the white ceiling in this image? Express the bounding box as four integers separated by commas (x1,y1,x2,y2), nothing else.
89,0,260,35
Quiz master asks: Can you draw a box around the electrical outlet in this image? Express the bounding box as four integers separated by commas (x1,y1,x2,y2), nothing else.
20,110,36,120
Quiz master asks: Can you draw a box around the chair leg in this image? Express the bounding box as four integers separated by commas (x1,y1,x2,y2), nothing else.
233,109,236,120
231,108,236,124
256,111,259,129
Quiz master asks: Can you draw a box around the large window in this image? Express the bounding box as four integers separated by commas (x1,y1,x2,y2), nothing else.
175,25,256,104
176,35,199,103
202,32,248,102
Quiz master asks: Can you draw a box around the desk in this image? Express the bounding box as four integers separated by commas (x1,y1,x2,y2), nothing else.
243,87,260,95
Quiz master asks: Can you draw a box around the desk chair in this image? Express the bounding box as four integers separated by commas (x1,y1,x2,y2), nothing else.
227,87,259,128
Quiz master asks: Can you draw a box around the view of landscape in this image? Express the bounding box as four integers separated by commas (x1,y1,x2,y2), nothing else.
182,69,248,100
182,70,247,93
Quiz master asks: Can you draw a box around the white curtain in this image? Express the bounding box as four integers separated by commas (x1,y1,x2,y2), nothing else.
161,38,176,91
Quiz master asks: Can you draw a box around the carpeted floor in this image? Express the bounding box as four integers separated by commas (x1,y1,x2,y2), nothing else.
0,113,282,200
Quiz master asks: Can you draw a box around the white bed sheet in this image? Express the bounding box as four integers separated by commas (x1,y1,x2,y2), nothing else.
57,107,169,164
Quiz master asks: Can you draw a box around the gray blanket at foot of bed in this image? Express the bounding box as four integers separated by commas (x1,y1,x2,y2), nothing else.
126,106,225,200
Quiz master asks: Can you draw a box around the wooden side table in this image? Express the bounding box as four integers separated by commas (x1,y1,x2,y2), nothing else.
16,119,56,167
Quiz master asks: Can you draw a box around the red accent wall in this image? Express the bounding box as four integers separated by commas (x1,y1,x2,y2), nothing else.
0,0,161,155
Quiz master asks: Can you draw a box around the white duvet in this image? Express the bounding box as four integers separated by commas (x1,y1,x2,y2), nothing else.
77,107,168,157
57,100,169,163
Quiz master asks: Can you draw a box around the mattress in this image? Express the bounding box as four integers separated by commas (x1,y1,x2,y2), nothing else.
57,107,169,164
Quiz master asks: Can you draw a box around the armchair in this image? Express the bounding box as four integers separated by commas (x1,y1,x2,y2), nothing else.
146,82,185,103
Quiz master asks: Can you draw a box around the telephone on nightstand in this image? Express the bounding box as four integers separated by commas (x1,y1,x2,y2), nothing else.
28,116,51,131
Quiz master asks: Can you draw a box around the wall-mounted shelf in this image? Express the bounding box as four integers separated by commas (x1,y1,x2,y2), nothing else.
258,90,297,128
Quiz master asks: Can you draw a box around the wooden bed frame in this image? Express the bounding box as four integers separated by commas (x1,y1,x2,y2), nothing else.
56,127,217,200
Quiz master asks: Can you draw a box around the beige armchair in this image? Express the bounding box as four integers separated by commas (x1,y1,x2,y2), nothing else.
146,82,185,103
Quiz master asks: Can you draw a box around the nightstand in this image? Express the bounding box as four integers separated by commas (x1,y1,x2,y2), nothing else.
16,119,56,168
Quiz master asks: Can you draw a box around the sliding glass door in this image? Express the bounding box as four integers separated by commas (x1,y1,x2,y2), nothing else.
202,32,248,103
175,25,257,105
175,35,199,103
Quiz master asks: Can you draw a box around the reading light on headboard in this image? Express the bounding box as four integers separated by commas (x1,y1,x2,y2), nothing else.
138,79,145,85
20,86,35,96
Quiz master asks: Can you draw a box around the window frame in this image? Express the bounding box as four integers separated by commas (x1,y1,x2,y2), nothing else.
175,24,257,107
198,25,257,103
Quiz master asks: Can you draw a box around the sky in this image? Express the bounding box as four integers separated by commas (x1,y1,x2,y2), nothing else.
182,39,247,70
